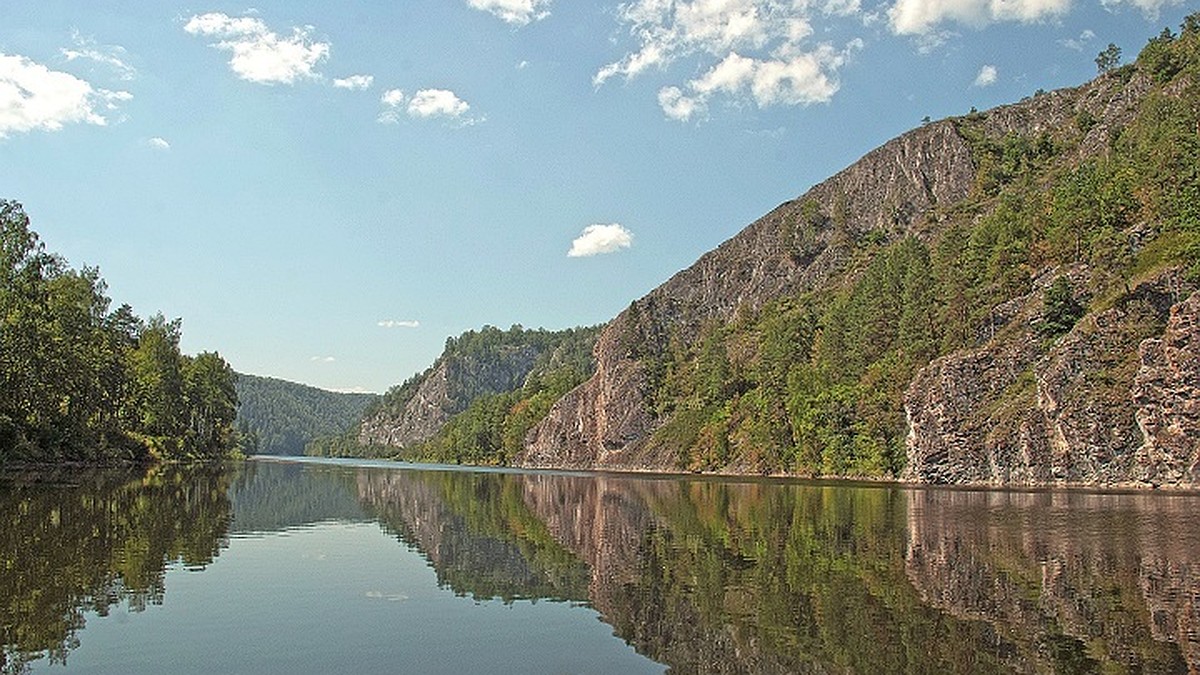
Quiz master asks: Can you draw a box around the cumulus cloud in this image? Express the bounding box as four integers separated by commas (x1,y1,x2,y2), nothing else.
467,0,552,25
568,224,634,257
333,74,374,90
378,88,406,123
0,53,131,137
147,136,170,150
886,0,1070,36
61,32,136,81
596,0,862,119
184,12,330,84
379,88,482,125
378,320,420,328
407,89,470,118
974,64,997,86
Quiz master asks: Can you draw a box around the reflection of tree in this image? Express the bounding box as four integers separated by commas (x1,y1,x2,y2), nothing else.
0,465,233,672
356,469,590,603
228,460,367,533
353,466,1200,673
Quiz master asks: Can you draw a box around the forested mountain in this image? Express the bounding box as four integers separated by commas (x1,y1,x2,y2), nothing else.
0,201,239,464
357,17,1200,487
312,324,601,462
234,374,376,455
520,16,1200,487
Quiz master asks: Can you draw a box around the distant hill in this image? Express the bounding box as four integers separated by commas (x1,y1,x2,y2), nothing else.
234,374,377,455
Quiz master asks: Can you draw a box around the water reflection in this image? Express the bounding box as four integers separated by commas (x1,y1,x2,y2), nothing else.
0,465,232,673
2,458,1199,673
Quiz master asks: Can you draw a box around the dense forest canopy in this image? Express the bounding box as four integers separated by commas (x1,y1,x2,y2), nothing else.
0,201,240,464
234,373,376,455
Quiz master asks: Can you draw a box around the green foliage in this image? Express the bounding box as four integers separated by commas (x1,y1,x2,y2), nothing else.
1040,276,1084,338
0,200,240,464
234,374,376,455
1096,43,1122,73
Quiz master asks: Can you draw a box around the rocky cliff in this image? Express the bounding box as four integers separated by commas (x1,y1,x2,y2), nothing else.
518,22,1200,487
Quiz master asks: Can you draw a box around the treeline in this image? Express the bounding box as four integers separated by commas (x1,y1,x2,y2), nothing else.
0,201,240,464
636,16,1200,476
234,373,376,455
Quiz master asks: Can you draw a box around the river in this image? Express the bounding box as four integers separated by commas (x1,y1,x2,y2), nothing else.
2,456,1198,673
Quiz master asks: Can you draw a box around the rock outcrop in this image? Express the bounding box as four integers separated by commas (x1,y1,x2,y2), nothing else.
903,273,1194,487
1132,291,1200,485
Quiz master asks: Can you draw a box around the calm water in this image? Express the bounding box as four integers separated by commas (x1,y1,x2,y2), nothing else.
2,458,1199,674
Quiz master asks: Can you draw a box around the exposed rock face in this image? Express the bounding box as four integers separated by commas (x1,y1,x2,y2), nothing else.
358,344,540,448
1132,291,1200,485
522,120,977,469
904,273,1191,487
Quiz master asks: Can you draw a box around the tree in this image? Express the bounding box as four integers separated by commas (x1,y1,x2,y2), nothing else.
1041,276,1084,338
1096,43,1122,73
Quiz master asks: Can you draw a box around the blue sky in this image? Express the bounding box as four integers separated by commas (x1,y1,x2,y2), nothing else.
1,0,1192,393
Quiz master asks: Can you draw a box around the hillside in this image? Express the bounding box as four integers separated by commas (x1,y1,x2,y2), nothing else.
516,17,1200,487
349,324,601,462
234,373,376,455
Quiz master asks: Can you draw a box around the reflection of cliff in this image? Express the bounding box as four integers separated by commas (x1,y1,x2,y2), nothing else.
353,465,1200,674
0,465,233,673
905,490,1200,673
355,469,590,603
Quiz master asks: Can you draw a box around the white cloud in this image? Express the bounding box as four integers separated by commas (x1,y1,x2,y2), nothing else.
184,12,330,85
1099,0,1181,17
407,89,470,118
887,0,1071,36
568,224,634,257
597,0,862,118
974,64,997,86
61,32,136,81
147,136,171,150
333,74,374,90
310,355,336,363
379,88,483,126
1060,28,1095,51
378,88,406,123
467,0,552,25
378,320,420,328
658,86,705,121
0,53,130,137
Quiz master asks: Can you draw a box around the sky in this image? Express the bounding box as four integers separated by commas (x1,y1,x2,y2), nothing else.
1,0,1193,394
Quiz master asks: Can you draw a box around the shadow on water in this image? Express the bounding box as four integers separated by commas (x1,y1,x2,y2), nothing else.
2,457,1198,673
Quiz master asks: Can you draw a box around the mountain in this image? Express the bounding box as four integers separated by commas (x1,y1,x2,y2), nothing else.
516,18,1200,487
234,373,377,455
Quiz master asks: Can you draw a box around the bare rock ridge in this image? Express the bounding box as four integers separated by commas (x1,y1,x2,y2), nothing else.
516,56,1200,486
